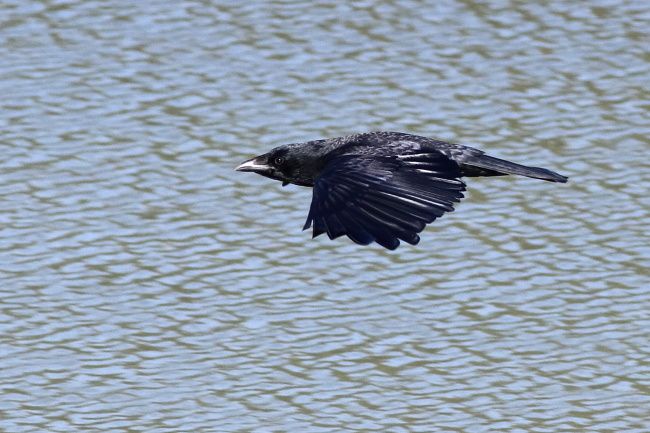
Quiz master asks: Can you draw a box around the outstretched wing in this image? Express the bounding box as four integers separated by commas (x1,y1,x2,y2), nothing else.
303,152,466,249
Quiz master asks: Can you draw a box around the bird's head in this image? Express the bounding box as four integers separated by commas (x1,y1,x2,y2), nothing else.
235,143,322,187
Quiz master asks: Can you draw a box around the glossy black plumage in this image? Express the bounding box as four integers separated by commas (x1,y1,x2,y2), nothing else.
236,131,567,249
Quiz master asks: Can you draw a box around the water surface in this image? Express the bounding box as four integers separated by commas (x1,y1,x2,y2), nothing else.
1,1,649,432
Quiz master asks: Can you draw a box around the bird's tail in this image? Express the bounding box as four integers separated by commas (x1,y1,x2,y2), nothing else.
464,154,568,183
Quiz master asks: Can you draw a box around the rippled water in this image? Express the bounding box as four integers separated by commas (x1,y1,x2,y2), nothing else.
1,1,649,432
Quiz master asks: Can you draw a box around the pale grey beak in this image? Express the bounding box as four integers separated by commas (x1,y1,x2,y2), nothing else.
235,156,270,173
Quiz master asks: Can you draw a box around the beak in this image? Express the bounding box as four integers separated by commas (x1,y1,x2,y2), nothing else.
235,156,270,173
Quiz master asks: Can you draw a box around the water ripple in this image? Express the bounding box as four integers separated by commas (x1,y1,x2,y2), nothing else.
1,0,649,432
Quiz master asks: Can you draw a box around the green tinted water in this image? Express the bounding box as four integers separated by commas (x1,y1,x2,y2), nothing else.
1,1,649,432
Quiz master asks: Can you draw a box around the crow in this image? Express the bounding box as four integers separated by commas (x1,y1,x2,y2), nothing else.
236,131,567,250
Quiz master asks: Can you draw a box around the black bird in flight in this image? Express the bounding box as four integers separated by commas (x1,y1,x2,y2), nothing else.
236,131,567,250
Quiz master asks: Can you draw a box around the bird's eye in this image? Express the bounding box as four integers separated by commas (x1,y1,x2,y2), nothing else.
274,157,285,165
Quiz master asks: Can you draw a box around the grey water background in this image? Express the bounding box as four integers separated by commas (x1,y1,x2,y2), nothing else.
1,0,649,431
